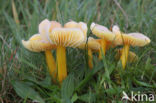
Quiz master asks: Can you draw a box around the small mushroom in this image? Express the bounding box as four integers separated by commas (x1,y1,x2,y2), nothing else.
113,25,151,69
22,19,61,81
79,37,100,69
49,21,86,83
90,22,116,59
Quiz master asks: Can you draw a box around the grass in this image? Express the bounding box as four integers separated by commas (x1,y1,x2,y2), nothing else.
0,0,156,103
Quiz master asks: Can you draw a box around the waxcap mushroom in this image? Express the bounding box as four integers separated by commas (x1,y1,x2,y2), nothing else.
22,19,62,82
48,21,86,83
114,32,151,47
112,25,151,69
112,25,151,46
22,34,56,52
90,22,115,41
90,22,116,59
22,19,61,52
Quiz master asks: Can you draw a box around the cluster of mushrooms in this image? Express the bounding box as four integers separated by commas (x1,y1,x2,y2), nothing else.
22,19,151,84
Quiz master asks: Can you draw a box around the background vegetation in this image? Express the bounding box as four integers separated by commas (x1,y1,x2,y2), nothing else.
0,0,156,103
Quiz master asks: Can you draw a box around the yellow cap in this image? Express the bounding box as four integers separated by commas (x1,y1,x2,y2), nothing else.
49,21,62,32
78,37,100,51
49,28,85,48
38,19,51,42
64,21,88,39
64,21,78,28
22,34,56,52
90,22,115,41
22,19,58,52
114,32,151,47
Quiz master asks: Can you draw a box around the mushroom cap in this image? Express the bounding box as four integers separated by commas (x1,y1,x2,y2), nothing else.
64,21,88,39
78,37,100,51
49,21,62,32
90,22,115,41
64,21,78,28
112,25,151,46
39,19,62,42
112,25,121,35
49,28,85,48
22,34,56,52
114,32,151,47
22,19,59,52
39,19,51,42
115,49,138,63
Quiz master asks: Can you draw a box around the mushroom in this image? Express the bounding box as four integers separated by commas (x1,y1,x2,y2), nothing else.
113,25,151,69
90,22,116,60
22,19,61,81
78,37,100,69
49,21,86,83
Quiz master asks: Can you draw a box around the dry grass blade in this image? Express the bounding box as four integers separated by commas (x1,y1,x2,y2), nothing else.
113,0,129,28
12,0,20,25
0,63,7,97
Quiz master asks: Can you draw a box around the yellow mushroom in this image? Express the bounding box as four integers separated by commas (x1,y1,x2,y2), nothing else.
113,25,151,69
78,37,100,69
90,22,116,60
49,21,86,83
22,19,61,82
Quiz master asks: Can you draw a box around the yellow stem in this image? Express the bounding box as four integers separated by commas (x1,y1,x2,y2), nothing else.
120,44,129,69
88,49,93,69
99,40,107,60
57,46,67,83
45,50,57,82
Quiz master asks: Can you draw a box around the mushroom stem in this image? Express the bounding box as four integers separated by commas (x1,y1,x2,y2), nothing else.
57,46,67,83
120,44,129,69
88,49,93,69
99,40,107,60
45,50,57,82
